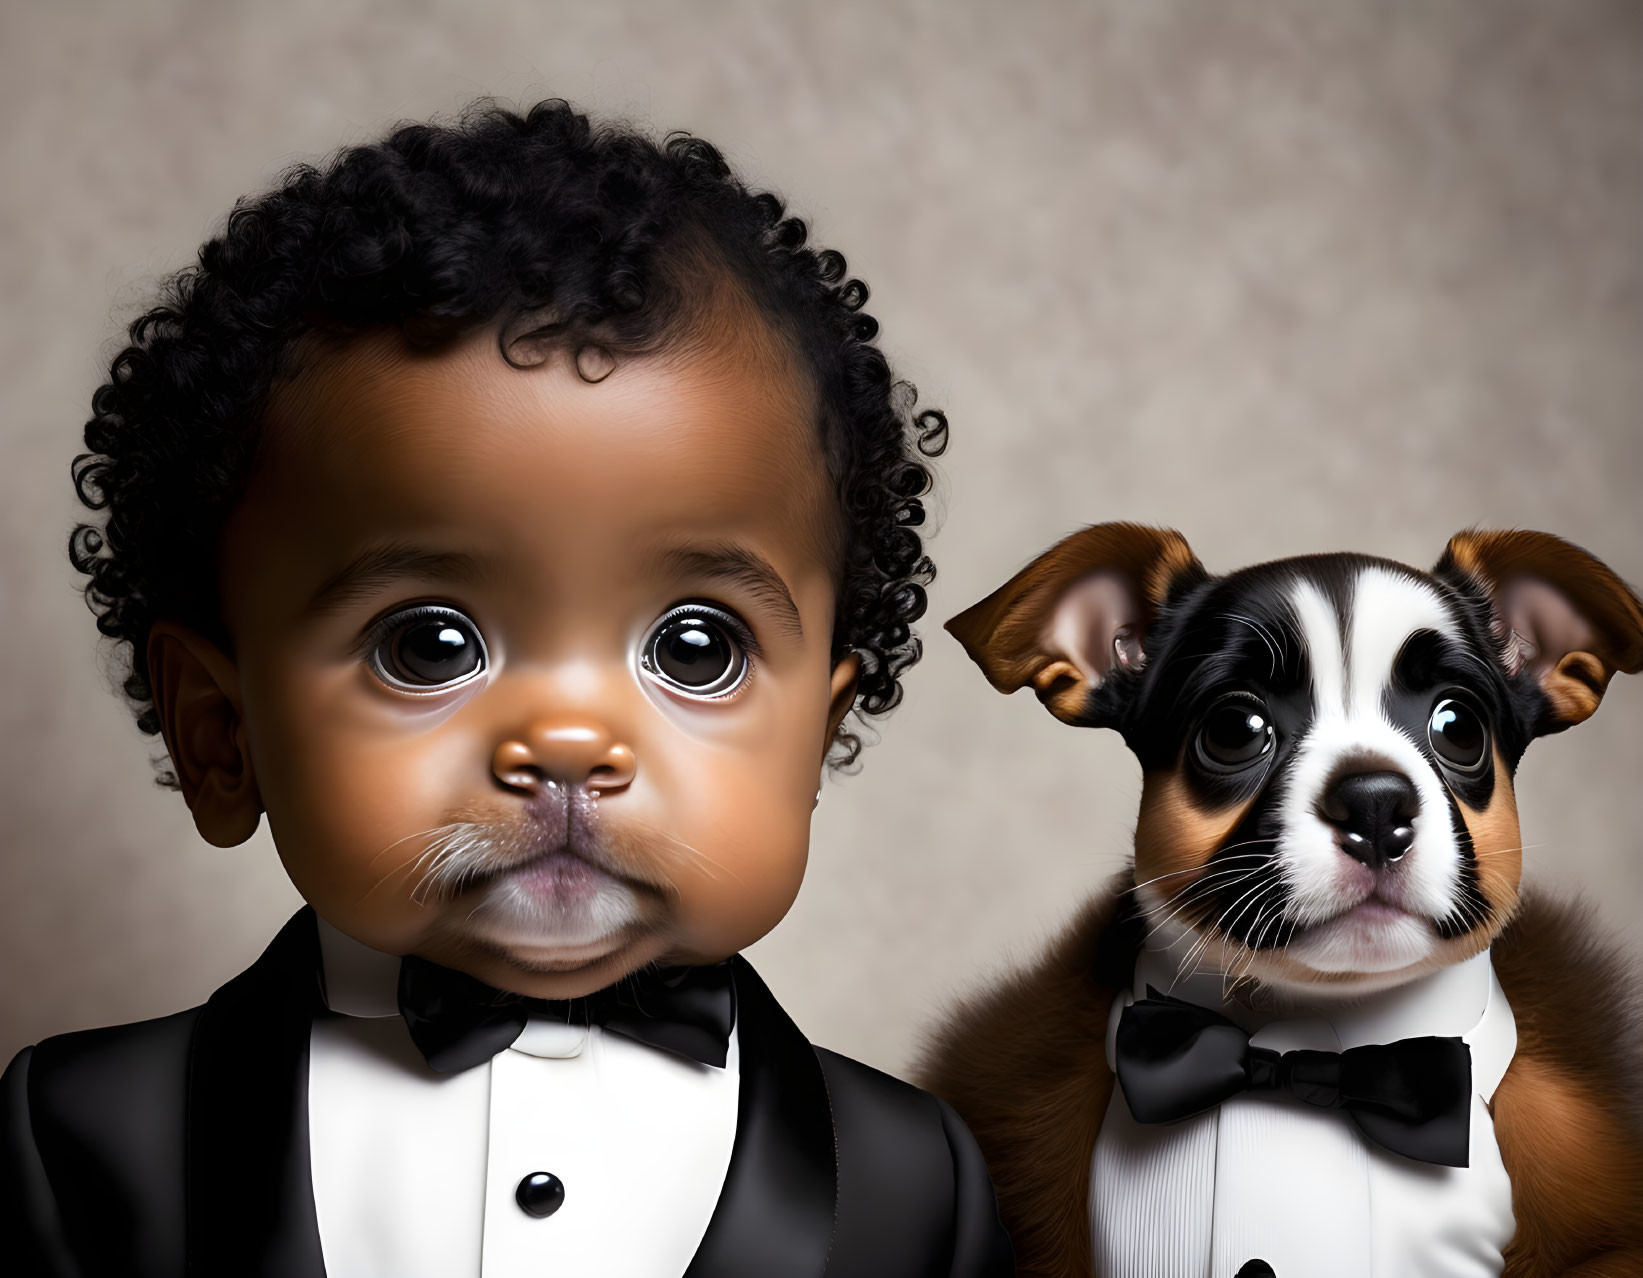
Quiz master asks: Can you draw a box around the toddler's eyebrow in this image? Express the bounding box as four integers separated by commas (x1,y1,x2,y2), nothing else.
304,540,494,618
655,544,804,641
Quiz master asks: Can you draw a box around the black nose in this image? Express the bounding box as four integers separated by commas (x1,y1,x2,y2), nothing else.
1316,771,1418,868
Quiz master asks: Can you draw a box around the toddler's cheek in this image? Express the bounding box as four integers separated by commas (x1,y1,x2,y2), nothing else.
668,796,813,963
269,827,420,954
259,766,453,953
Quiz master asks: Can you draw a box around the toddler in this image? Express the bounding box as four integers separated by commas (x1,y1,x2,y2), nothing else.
1,99,1013,1278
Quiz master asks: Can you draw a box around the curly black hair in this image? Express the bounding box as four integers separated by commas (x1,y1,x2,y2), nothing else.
70,98,946,781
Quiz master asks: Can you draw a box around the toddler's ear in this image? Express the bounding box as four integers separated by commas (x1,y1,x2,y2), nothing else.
946,523,1204,727
146,621,264,845
822,652,862,763
1435,529,1643,735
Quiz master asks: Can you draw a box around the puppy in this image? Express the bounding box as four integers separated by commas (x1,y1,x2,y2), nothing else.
919,524,1643,1278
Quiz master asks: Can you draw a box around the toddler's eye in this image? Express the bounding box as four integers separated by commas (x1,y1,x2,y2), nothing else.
368,606,488,693
640,604,751,699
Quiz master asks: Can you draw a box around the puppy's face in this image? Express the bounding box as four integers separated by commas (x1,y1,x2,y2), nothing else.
1125,556,1530,990
951,526,1643,995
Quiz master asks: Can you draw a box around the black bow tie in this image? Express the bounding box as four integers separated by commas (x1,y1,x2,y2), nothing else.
397,953,736,1075
1113,986,1473,1167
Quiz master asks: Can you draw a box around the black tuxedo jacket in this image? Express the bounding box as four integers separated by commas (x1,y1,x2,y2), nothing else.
2,909,1014,1277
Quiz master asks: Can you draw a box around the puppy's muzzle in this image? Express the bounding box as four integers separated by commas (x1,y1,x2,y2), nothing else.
1316,770,1418,869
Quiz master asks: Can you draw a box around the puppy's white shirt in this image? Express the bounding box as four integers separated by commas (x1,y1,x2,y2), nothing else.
1091,945,1516,1278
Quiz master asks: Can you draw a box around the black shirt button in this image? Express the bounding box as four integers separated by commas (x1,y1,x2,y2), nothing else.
515,1171,566,1218
1236,1262,1275,1278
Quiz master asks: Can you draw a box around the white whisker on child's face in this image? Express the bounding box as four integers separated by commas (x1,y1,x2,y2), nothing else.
221,321,859,998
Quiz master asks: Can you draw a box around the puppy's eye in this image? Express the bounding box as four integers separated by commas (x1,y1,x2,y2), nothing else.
640,604,751,700
369,606,488,693
1194,696,1276,773
1428,695,1489,772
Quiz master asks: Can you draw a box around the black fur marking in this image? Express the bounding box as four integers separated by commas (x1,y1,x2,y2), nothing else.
1383,628,1500,810
1118,565,1316,779
1433,798,1491,940
1092,888,1147,988
1428,560,1554,757
1108,552,1523,961
1192,780,1293,948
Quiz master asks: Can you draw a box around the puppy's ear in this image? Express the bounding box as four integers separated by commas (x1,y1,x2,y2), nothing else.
946,523,1204,726
1436,529,1643,734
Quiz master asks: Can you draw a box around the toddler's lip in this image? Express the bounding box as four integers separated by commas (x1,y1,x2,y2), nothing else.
504,849,618,905
434,834,642,902
491,935,643,973
461,848,648,957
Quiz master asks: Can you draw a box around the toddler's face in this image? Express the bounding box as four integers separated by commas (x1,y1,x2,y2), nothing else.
194,316,855,998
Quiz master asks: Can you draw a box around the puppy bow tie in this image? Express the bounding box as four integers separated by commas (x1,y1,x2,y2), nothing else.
1114,986,1473,1167
397,954,735,1074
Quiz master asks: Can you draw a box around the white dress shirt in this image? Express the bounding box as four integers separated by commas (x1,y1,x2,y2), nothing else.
307,919,740,1278
1091,944,1518,1278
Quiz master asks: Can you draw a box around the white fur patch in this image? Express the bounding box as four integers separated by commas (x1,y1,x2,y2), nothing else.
1347,568,1454,717
1276,569,1465,974
1290,582,1344,718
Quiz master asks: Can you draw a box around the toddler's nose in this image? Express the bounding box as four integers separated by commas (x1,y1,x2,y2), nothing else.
493,721,638,795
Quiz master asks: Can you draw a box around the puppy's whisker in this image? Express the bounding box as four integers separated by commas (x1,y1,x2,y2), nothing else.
1230,908,1270,987
1230,903,1283,995
1139,883,1254,933
1227,884,1284,995
1142,880,1260,937
1227,613,1281,678
1469,843,1544,861
1219,877,1277,944
1207,836,1282,857
1168,912,1228,993
1173,929,1218,992
1137,861,1268,912
1252,898,1287,959
1136,868,1270,917
1129,853,1270,894
1140,866,1264,930
1210,875,1277,958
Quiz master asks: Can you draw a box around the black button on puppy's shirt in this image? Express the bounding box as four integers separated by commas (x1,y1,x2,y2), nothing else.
516,1171,566,1218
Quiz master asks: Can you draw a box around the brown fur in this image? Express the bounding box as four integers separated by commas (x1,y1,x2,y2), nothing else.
945,524,1202,725
1543,653,1611,729
1493,892,1643,1276
1133,771,1255,894
915,872,1136,1278
920,883,1643,1277
1462,750,1526,926
933,525,1643,1273
1443,531,1643,676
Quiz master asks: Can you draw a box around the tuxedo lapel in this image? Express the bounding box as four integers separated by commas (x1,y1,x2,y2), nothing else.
185,925,836,1278
684,956,837,1278
185,907,328,1278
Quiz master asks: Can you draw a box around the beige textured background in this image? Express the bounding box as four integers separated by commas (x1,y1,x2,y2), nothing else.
4,0,1640,1074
